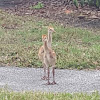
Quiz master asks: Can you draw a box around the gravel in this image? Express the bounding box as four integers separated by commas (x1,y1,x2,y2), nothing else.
0,66,100,93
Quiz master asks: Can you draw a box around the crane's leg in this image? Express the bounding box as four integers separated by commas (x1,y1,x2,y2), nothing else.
46,67,51,85
41,63,48,80
51,66,56,85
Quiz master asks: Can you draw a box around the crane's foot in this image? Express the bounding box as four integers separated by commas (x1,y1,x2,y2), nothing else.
45,81,57,85
51,81,57,85
45,81,51,85
41,76,48,80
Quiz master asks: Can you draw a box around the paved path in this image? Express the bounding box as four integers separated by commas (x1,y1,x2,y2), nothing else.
0,67,100,93
0,0,24,8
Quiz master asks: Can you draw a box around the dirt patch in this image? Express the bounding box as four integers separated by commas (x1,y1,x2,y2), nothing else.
0,0,100,29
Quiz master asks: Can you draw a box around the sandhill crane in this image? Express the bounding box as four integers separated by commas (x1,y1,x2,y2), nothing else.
38,27,55,80
42,35,56,85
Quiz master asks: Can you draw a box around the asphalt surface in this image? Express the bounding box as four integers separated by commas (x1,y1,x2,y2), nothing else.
0,0,23,8
0,67,100,93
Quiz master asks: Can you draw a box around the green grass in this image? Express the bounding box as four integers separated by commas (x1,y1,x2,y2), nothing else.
30,2,44,9
0,89,100,100
0,9,100,69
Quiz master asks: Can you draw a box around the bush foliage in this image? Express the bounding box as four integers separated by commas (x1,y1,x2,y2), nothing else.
73,0,100,8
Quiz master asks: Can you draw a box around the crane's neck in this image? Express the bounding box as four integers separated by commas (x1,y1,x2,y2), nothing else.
47,30,52,48
43,40,49,53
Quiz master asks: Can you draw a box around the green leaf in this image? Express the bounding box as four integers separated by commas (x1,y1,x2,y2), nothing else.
80,0,85,7
96,0,100,8
73,0,79,8
33,2,44,9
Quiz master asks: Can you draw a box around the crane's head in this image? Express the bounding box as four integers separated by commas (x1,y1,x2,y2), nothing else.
42,34,47,42
48,26,55,33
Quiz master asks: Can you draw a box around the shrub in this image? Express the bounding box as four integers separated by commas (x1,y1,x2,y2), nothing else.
80,0,85,7
73,0,100,8
73,0,79,8
32,2,44,9
96,0,100,8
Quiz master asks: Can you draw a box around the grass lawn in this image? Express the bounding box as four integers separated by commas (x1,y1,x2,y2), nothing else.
0,9,100,69
0,89,100,100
